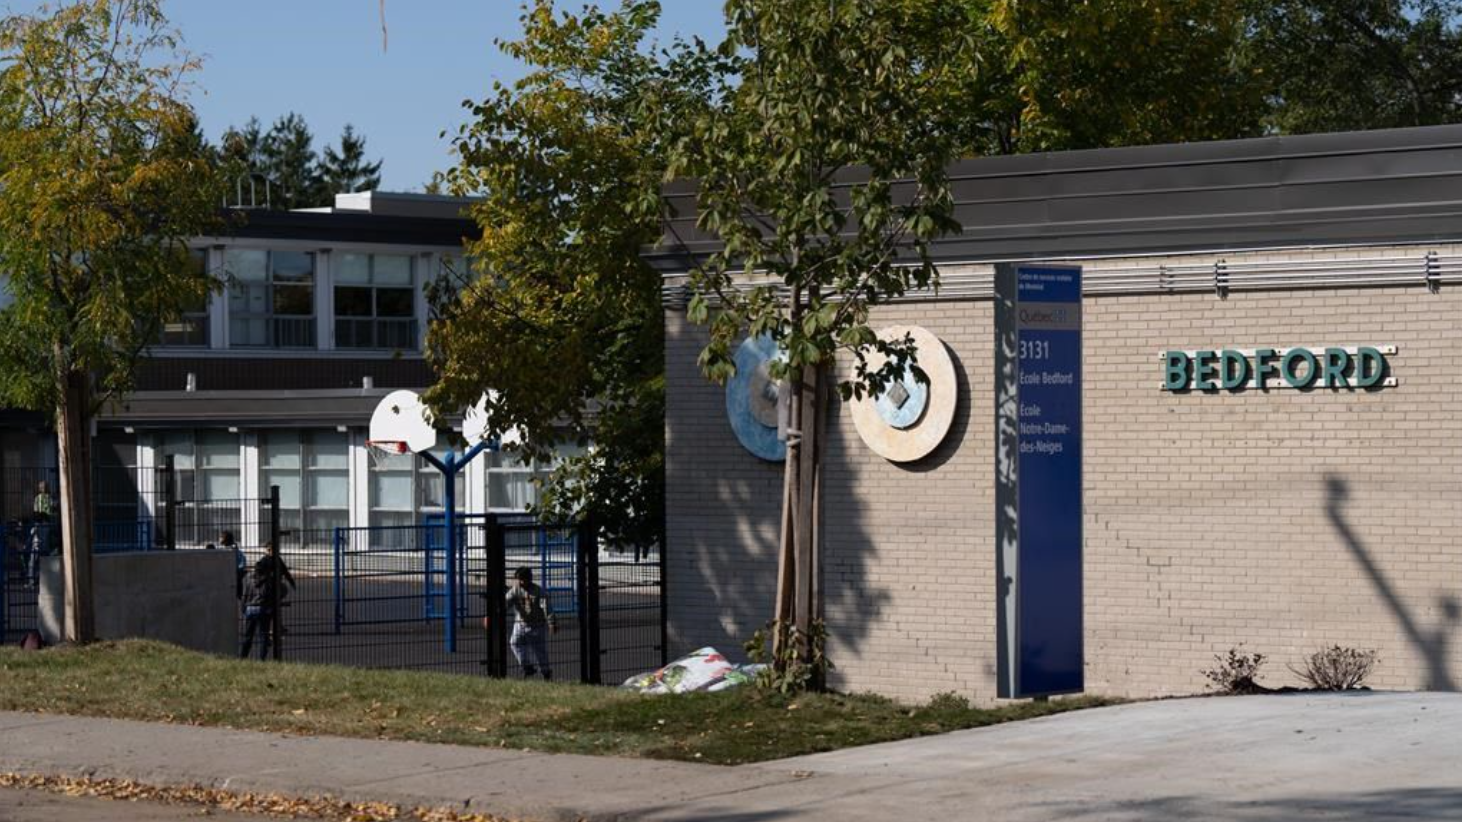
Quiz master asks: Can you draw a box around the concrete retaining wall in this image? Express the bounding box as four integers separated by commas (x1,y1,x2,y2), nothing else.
39,550,237,656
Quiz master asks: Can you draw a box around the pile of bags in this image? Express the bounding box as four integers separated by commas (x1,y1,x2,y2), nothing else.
621,647,765,694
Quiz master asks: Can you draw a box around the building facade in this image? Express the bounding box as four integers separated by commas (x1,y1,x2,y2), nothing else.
655,125,1462,702
3,192,563,548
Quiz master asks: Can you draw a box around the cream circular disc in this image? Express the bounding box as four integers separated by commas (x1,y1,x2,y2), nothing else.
850,326,957,462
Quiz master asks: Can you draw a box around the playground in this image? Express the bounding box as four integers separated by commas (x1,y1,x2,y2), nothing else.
1,388,666,684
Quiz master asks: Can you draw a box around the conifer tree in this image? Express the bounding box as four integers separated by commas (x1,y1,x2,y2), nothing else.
321,124,383,194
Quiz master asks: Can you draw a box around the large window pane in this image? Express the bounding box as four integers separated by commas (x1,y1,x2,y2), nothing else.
308,472,348,509
261,434,301,469
231,282,268,314
230,317,268,346
306,431,348,469
274,284,313,316
225,249,267,282
376,288,414,317
265,471,301,508
335,286,372,316
198,432,239,469
488,471,537,511
371,472,413,511
304,430,349,532
335,252,370,284
373,254,412,285
271,251,314,283
197,431,240,502
159,250,211,347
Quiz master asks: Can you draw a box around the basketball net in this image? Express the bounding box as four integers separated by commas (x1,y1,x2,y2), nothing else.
365,439,409,470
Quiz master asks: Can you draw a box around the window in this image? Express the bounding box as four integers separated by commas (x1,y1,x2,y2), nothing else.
368,443,464,528
227,249,316,348
335,253,416,349
369,449,414,528
157,430,241,546
259,429,349,544
158,249,210,347
484,443,587,512
92,431,144,550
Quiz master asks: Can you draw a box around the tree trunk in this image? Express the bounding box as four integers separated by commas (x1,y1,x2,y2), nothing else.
771,359,826,673
56,366,95,644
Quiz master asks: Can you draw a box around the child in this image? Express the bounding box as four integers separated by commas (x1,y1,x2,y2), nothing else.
239,558,277,660
507,566,556,680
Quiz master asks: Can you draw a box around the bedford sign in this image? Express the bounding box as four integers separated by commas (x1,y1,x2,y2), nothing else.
1162,345,1396,391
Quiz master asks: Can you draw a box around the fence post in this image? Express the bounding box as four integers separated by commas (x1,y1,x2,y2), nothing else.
332,527,343,635
581,518,601,685
444,456,458,654
269,485,282,661
487,514,507,677
162,456,176,552
658,533,668,668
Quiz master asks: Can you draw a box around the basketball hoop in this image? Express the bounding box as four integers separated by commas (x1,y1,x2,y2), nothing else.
366,439,409,470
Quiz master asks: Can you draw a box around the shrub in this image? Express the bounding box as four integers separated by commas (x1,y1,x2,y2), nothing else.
926,691,971,712
1202,646,1268,694
1291,646,1377,690
743,619,834,694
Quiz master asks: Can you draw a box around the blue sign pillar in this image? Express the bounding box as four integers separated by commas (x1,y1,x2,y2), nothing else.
995,263,1084,698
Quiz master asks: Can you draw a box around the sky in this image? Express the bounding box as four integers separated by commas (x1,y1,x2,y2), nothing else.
3,1,727,192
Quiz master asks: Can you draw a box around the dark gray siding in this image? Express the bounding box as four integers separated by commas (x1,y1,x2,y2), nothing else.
649,125,1462,272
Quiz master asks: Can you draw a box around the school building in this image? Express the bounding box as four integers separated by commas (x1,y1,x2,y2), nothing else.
652,124,1462,702
1,192,568,548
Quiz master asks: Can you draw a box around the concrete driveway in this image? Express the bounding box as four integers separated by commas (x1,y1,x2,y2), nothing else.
648,692,1462,821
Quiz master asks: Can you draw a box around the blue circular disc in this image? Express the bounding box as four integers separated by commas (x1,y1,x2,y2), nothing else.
875,366,928,430
726,335,786,462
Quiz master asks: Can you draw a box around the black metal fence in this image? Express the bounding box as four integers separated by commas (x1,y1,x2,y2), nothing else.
2,462,174,643
2,464,666,686
280,515,665,683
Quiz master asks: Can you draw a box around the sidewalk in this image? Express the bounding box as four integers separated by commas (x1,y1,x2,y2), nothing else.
0,711,806,822
4,692,1462,821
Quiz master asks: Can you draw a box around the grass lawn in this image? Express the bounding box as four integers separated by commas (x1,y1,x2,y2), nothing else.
0,640,1115,765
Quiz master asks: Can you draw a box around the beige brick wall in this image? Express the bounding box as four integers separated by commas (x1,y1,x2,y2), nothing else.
665,244,1462,703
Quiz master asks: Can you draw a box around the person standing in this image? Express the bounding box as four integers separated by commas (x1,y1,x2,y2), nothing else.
26,480,55,588
239,541,294,660
507,566,556,680
238,557,277,660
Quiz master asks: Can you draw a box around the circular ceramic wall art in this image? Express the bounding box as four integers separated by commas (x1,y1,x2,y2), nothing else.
850,325,957,463
726,334,787,462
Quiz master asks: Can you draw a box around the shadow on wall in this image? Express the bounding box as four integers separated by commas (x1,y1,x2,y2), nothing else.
666,320,887,668
817,342,973,684
1052,787,1462,822
1325,474,1460,691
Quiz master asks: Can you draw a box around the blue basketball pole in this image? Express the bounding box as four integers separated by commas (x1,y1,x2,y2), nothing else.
419,439,492,654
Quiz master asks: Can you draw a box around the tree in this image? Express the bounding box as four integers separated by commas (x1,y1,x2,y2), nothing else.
0,0,225,642
222,115,386,207
320,124,383,194
677,0,973,676
1247,1,1462,134
425,1,698,548
261,112,325,209
221,116,265,168
965,0,1267,153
